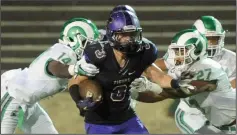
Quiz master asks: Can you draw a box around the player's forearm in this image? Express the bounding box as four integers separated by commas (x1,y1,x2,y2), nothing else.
135,89,185,103
145,63,174,88
136,91,167,103
48,60,72,78
153,58,168,71
68,76,88,103
68,84,81,103
149,71,177,89
161,88,188,98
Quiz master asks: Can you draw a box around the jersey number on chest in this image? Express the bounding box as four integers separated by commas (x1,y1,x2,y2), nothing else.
196,68,212,80
110,85,127,102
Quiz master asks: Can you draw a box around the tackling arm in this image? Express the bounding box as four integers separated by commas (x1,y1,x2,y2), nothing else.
48,55,99,79
143,62,173,88
68,75,88,103
153,58,168,71
48,60,72,78
135,81,217,103
137,63,217,102
136,90,188,103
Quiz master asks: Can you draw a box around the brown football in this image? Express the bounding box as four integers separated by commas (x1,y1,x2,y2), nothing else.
78,79,103,101
190,80,217,90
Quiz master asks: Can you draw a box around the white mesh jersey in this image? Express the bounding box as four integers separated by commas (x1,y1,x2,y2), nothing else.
7,43,77,104
212,48,236,81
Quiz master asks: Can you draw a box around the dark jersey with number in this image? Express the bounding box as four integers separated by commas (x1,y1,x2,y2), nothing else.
83,38,158,124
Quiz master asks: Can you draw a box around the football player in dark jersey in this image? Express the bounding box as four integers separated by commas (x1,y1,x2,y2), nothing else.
68,10,195,134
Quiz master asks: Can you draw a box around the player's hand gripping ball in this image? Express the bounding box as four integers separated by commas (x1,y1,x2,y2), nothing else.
68,78,103,110
78,79,103,110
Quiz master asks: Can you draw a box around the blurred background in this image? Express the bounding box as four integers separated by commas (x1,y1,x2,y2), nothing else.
1,0,236,134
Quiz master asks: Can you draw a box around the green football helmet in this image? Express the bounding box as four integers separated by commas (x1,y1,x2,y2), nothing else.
167,29,208,69
59,18,99,59
192,16,225,57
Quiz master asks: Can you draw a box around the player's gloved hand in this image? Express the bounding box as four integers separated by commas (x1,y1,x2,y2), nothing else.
77,97,97,110
129,76,163,94
178,81,197,95
69,56,99,77
77,91,102,111
171,70,197,95
178,70,197,95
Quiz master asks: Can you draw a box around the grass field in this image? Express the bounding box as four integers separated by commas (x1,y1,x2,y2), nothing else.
16,92,181,134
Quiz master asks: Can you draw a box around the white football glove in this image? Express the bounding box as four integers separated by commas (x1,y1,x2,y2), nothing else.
68,56,99,77
178,81,197,95
130,76,163,94
178,70,197,95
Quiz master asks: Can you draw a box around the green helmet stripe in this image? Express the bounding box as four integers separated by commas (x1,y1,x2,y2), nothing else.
185,37,198,46
172,29,199,45
59,17,99,58
60,18,99,40
185,37,203,55
170,29,207,56
69,18,99,39
193,16,225,35
201,16,216,31
171,30,192,44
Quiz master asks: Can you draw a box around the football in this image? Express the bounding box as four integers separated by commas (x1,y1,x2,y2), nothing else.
190,80,217,90
78,79,103,101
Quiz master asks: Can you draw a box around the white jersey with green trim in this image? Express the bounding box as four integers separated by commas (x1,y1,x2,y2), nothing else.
212,48,236,81
165,56,235,126
183,58,235,127
7,43,77,105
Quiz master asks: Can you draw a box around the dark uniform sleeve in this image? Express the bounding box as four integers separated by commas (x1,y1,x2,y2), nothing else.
83,42,107,66
141,38,159,69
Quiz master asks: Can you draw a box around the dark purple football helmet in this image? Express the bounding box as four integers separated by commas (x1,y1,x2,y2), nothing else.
106,10,142,54
110,5,137,15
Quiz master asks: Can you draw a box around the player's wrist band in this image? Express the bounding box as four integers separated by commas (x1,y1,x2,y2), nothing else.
170,79,180,89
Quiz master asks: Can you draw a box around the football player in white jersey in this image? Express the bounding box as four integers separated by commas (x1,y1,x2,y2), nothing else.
129,28,236,134
1,18,100,134
173,16,236,134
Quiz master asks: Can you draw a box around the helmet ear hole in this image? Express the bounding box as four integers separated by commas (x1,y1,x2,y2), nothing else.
194,50,201,55
193,44,200,55
68,37,74,42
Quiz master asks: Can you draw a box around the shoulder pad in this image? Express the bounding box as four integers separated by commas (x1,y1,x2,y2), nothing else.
140,38,159,67
84,41,107,65
49,43,77,65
